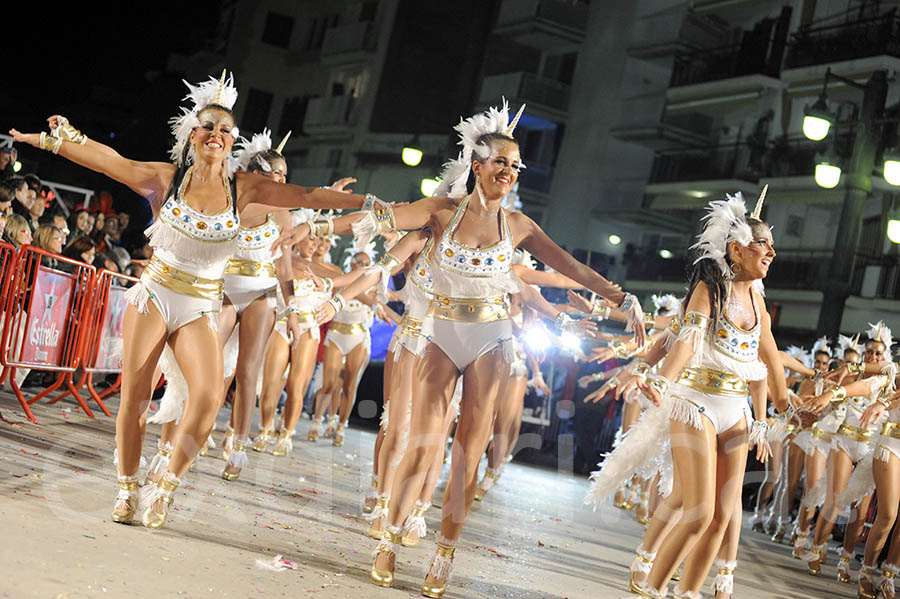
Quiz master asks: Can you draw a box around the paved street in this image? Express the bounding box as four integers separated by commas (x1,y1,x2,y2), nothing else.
1,392,857,599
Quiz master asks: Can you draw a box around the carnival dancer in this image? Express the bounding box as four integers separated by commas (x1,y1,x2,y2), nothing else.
800,322,895,585
9,71,377,529
587,188,789,598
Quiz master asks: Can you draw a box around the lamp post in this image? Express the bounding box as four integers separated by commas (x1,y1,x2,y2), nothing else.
816,70,888,338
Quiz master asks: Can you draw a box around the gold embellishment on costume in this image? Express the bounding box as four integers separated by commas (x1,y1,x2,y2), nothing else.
39,132,62,154
331,322,368,335
881,421,900,440
427,294,509,323
288,309,317,326
400,316,423,338
683,311,709,329
643,312,656,329
378,253,401,272
225,258,276,278
144,255,223,301
592,304,611,319
830,385,848,402
811,424,833,442
837,422,873,442
667,318,681,335
676,366,749,398
784,423,797,434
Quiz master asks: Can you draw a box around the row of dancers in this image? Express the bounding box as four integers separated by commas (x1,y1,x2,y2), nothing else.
9,72,641,598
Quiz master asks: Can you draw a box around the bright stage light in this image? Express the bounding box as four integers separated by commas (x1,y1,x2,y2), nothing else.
608,234,621,246
885,159,900,186
420,178,439,196
888,220,900,244
402,147,423,167
524,325,552,352
802,115,831,141
815,162,841,189
13,161,22,173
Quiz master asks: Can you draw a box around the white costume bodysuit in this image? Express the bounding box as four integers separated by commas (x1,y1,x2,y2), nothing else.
223,215,280,313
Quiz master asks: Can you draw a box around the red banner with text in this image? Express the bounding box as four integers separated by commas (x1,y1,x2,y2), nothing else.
20,267,75,365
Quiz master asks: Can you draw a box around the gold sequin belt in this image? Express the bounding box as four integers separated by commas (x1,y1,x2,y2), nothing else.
881,421,900,440
400,316,423,338
144,255,223,302
675,366,748,398
331,321,368,335
837,422,873,442
427,294,509,323
810,424,834,443
225,258,276,278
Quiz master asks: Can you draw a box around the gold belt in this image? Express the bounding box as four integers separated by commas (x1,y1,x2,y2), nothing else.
837,422,873,442
225,258,276,278
811,425,833,442
783,423,797,434
675,366,749,398
427,294,509,323
331,321,367,335
400,316,423,338
144,256,223,302
290,309,317,326
881,421,900,440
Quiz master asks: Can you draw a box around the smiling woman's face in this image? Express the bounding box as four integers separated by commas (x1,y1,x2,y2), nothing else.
191,107,236,163
473,139,521,200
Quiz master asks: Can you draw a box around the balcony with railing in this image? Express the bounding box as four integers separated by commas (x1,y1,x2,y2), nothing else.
494,0,588,49
320,22,376,65
479,71,570,117
785,9,900,70
302,95,357,136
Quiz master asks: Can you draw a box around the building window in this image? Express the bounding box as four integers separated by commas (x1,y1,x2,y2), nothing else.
262,12,294,48
281,97,310,136
242,88,274,134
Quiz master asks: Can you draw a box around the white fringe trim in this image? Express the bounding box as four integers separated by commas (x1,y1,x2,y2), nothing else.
112,448,147,470
882,361,899,393
146,442,173,479
366,495,390,522
140,471,181,510
630,546,656,575
426,535,456,581
226,441,249,469
403,501,430,538
669,396,704,431
372,525,403,558
713,559,736,594
876,445,894,463
676,325,705,354
802,471,828,509
124,282,151,313
145,219,237,269
380,400,390,429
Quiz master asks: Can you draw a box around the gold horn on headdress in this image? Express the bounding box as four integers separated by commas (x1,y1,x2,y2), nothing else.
853,332,861,348
213,69,227,106
504,104,526,137
751,184,768,220
275,130,292,155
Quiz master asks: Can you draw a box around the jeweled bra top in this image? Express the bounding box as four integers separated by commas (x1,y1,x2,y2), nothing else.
410,236,435,294
234,215,279,257
710,299,761,363
435,196,513,278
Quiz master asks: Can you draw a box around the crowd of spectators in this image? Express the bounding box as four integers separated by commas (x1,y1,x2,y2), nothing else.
0,145,149,281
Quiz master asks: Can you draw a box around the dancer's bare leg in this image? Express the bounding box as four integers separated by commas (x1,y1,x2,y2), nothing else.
258,332,290,431
794,449,827,544
336,341,370,426
713,497,742,599
807,449,854,572
490,376,526,467
311,343,344,438
282,332,318,431
630,460,683,587
676,421,748,595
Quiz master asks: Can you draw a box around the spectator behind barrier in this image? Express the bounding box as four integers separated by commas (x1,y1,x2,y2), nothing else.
93,253,119,274
91,212,105,240
10,178,31,218
34,225,64,269
0,147,16,180
69,209,91,239
4,214,32,247
25,188,45,233
60,236,96,275
85,212,96,235
0,181,15,215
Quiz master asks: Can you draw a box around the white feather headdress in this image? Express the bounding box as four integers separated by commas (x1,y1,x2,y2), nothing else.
291,208,316,228
690,192,755,278
837,333,862,356
433,99,526,200
235,128,272,172
786,345,812,369
811,336,832,358
651,293,680,317
867,321,894,352
343,239,377,271
168,70,239,174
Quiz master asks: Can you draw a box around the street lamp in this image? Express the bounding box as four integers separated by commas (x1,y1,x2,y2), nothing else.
608,234,622,246
401,147,423,167
803,95,833,141
814,161,842,188
659,249,673,259
888,219,900,244
884,152,900,185
420,178,438,196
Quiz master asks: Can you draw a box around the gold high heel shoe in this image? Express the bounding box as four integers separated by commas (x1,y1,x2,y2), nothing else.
421,538,456,598
370,527,402,588
142,472,180,529
858,565,877,599
221,426,234,462
323,415,337,439
402,501,429,547
878,564,898,599
144,441,173,486
363,475,378,514
837,552,852,583
222,440,247,481
332,422,345,447
474,468,499,501
270,429,293,457
807,543,826,576
252,428,273,452
369,496,389,539
111,475,139,524
307,420,321,442
635,493,650,525
628,548,655,593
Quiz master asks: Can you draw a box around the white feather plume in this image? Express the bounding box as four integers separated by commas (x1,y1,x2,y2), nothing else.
837,334,862,356
291,208,316,228
168,72,240,171
343,239,377,270
867,321,894,353
651,294,680,317
690,192,754,277
811,336,832,358
786,345,812,369
235,128,273,172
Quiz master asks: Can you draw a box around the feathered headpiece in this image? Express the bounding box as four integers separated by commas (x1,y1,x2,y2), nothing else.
290,208,316,228
433,99,526,200
168,70,239,174
811,335,832,358
786,345,812,369
837,333,862,356
867,321,894,352
235,128,272,172
691,186,768,278
343,238,377,271
651,293,680,317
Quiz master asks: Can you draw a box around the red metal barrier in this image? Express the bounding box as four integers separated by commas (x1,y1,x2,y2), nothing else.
0,246,95,423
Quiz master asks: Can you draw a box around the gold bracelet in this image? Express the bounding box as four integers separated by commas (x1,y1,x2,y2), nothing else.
847,362,862,375
683,311,709,329
39,132,62,154
56,119,88,145
312,220,333,239
611,342,630,359
632,360,651,378
591,304,610,319
642,312,656,329
648,374,670,396
830,385,847,401
877,396,891,408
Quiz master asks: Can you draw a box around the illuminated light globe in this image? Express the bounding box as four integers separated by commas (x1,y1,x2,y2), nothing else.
814,163,841,189
13,161,22,173
420,178,439,197
608,234,622,246
560,331,581,352
402,147,423,167
802,115,831,141
659,249,673,259
885,160,900,186
888,220,900,244
524,325,552,352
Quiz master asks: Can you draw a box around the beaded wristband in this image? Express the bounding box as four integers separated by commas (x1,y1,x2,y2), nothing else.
39,132,62,154
642,312,656,329
647,374,670,396
632,360,651,378
328,293,346,314
830,385,847,401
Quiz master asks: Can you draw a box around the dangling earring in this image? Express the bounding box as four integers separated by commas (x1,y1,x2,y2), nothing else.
730,262,742,278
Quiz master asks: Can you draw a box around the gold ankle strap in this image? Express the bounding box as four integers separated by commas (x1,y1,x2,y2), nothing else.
717,566,734,576
119,479,139,491
885,568,898,579
159,474,180,493
436,542,456,559
233,441,247,452
411,504,429,518
386,529,403,545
